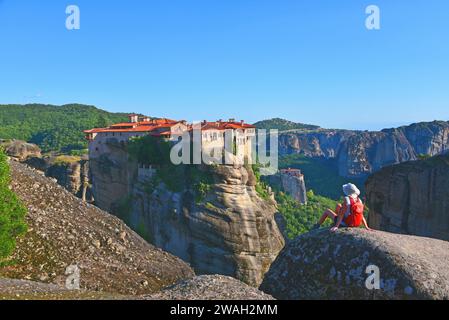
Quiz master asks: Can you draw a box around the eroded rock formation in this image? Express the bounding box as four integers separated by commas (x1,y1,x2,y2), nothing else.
278,121,449,178
89,143,284,287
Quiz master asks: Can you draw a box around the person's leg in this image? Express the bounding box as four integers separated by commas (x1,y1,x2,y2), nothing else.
333,206,347,227
319,209,337,225
312,209,337,230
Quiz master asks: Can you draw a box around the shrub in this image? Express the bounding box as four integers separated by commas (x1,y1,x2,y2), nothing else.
0,149,28,260
276,190,336,239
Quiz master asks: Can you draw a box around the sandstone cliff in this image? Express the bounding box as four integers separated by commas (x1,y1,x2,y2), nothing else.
260,228,449,300
89,143,285,287
280,171,307,204
45,158,91,201
0,161,194,296
366,153,449,241
278,121,449,178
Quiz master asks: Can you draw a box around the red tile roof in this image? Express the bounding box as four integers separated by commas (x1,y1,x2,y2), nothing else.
84,118,254,135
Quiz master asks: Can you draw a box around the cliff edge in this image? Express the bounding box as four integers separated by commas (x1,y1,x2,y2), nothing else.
366,153,449,241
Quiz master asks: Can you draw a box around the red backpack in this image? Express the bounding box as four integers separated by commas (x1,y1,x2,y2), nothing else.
343,197,364,227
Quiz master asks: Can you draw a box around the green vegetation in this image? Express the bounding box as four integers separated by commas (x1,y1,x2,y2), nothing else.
52,155,82,165
253,118,320,132
113,195,133,226
252,164,272,200
276,190,336,239
0,149,28,260
279,154,366,200
417,154,432,161
0,104,128,153
128,136,213,201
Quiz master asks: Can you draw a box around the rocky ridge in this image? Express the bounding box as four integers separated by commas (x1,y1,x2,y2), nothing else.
278,121,449,178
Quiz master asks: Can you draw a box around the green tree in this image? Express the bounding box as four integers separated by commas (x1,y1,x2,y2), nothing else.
0,149,28,260
276,190,337,239
0,104,129,153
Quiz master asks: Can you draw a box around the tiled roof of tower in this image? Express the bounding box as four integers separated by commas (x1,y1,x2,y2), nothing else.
84,121,181,134
198,121,256,131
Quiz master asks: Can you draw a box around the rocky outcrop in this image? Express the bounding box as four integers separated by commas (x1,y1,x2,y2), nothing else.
45,159,91,200
146,275,274,300
366,153,449,241
278,121,449,178
133,165,284,287
1,140,42,161
279,170,307,204
260,228,449,300
89,143,284,287
0,161,194,296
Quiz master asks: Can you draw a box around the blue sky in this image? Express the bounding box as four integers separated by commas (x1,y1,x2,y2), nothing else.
0,0,448,130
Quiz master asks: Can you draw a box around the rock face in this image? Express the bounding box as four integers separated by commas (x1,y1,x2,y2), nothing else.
366,153,449,241
89,143,285,287
0,161,194,296
146,275,274,300
278,121,449,178
45,159,91,200
260,228,449,300
2,140,42,161
279,170,307,204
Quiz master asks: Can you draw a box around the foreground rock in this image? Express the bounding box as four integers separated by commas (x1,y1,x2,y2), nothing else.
0,278,124,300
0,161,194,295
366,153,449,241
146,275,274,300
260,228,449,300
0,275,273,300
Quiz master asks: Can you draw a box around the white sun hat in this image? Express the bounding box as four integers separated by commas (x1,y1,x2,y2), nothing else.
343,183,361,197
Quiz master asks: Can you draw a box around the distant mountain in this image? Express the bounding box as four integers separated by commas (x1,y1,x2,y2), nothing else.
279,120,449,178
0,104,129,153
253,118,320,132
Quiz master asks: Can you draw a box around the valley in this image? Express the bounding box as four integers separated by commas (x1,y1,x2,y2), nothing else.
1,104,449,300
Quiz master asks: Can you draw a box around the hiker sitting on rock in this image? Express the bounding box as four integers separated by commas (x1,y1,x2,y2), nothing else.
313,183,372,232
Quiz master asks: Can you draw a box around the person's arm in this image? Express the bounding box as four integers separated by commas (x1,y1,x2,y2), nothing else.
331,214,344,232
362,216,372,231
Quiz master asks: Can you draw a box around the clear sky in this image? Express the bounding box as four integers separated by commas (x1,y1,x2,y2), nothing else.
0,0,448,130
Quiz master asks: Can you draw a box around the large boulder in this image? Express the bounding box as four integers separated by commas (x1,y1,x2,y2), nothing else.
2,140,42,161
146,275,274,300
260,228,449,300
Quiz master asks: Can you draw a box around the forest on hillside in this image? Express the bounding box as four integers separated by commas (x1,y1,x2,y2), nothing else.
0,104,129,153
254,118,320,132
